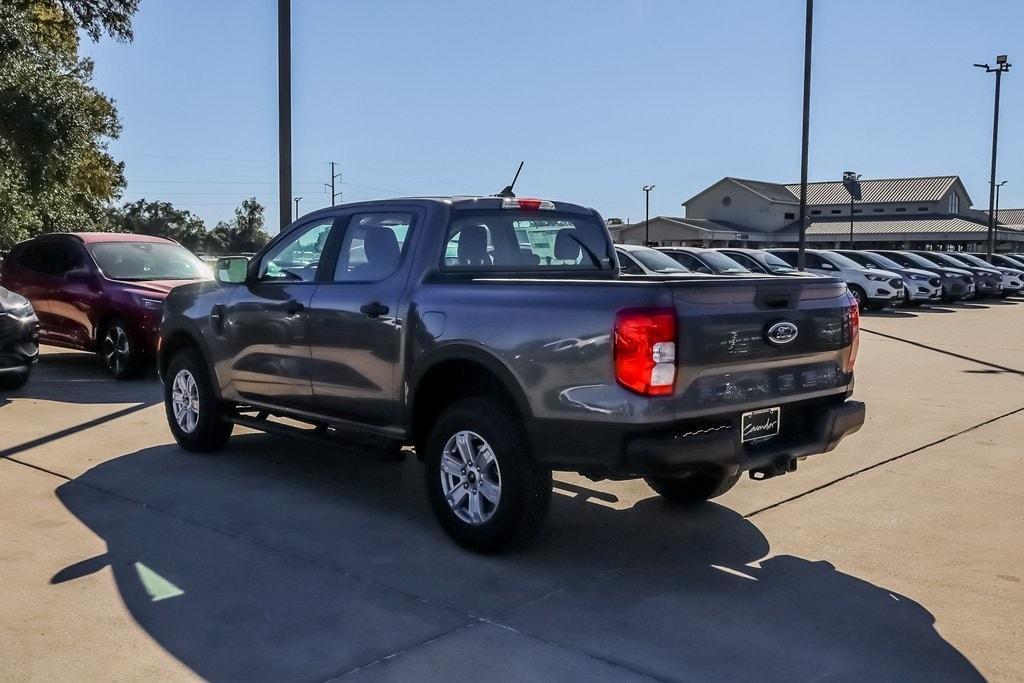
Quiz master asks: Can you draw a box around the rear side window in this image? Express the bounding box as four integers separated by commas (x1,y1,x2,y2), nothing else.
333,212,414,282
441,211,612,272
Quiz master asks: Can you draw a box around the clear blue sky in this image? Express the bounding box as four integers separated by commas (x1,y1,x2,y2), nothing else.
81,0,1023,233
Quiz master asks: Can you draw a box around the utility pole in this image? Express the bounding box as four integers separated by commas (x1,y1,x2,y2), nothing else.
797,0,813,270
643,185,655,246
842,171,861,249
294,196,302,220
993,180,1007,251
278,0,292,232
975,55,1011,258
325,161,343,205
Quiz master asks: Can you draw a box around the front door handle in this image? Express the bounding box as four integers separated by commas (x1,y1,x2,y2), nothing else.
360,301,389,318
210,304,226,334
284,300,305,315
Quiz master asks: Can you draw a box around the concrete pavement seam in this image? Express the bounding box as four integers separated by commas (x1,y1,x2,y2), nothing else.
742,404,1024,520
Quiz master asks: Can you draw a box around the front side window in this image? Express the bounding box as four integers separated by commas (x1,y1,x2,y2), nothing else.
88,242,210,281
441,210,613,272
616,251,644,275
259,220,334,282
333,212,413,282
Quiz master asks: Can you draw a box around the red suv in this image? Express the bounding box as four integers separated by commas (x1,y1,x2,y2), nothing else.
0,233,211,378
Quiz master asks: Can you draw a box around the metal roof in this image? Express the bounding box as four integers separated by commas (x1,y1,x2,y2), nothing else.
800,216,1023,236
992,208,1024,226
784,176,959,205
727,178,800,204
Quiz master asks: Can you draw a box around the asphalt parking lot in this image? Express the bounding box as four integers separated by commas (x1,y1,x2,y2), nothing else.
1,299,1022,681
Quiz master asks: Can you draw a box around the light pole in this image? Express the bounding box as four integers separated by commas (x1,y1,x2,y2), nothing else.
974,55,1011,258
842,171,862,249
643,185,655,246
278,0,292,233
993,180,1007,251
294,196,302,220
797,0,813,270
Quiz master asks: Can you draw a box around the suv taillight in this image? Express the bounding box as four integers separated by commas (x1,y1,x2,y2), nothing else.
614,308,677,396
844,298,859,373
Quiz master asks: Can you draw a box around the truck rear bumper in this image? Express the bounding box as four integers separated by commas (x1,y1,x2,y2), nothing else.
622,399,864,477
528,396,865,478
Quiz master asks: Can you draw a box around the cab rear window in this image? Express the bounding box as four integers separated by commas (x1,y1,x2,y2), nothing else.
441,211,613,272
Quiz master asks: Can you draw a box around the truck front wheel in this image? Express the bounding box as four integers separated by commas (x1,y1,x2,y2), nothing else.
164,348,233,452
645,470,741,504
424,397,552,552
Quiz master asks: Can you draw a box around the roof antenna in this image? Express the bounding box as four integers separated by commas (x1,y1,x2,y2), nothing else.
495,161,524,198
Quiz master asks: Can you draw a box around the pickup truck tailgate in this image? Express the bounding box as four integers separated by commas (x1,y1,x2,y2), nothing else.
670,277,855,412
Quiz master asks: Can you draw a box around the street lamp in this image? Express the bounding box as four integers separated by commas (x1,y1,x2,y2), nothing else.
975,55,1011,258
643,185,655,246
842,171,862,249
294,196,302,220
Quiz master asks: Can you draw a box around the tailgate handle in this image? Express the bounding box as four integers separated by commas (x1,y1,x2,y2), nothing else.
762,296,791,309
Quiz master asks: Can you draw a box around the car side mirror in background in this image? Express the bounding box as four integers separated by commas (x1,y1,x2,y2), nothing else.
216,257,249,284
66,267,95,284
821,263,835,270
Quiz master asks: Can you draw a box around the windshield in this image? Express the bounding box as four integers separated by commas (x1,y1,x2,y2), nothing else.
951,253,991,268
697,251,750,273
630,248,689,273
895,251,946,269
442,211,613,272
927,252,974,268
88,242,212,281
822,252,864,269
761,252,798,273
861,252,904,271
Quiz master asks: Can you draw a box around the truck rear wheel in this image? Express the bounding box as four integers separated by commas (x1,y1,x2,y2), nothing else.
164,348,233,452
645,470,741,504
424,397,552,552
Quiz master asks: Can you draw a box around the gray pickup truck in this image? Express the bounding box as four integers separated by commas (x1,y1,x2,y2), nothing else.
158,196,865,551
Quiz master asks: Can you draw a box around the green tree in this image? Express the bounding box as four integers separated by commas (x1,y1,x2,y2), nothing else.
0,0,138,250
110,199,209,252
208,197,271,254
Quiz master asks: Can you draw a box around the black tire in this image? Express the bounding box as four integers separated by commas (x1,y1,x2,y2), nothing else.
164,347,233,452
645,470,741,504
424,397,552,552
0,368,30,391
865,301,887,311
99,319,141,380
848,285,867,312
905,299,924,308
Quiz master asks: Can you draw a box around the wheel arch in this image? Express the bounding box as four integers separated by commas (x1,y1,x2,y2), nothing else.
159,325,220,397
408,345,532,449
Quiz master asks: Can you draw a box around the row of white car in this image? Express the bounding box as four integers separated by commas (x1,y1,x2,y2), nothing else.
615,244,1024,311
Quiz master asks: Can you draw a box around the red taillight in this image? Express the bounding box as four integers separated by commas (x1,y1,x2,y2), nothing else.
614,308,677,396
844,298,860,373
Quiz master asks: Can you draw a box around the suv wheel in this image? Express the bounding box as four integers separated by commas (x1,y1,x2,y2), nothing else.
424,397,552,552
645,469,741,504
101,320,139,379
164,348,233,452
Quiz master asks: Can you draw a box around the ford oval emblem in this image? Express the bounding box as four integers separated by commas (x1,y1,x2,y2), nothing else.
766,321,799,345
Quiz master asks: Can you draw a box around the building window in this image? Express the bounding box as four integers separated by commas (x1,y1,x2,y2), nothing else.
918,207,928,212
831,209,841,214
853,209,862,214
811,210,821,215
722,195,732,206
895,207,906,212
873,207,883,212
784,212,795,220
947,193,959,213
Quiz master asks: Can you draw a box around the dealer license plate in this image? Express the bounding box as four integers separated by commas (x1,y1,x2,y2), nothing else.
741,407,781,443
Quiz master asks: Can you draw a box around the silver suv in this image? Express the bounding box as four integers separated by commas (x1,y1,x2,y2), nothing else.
769,249,904,310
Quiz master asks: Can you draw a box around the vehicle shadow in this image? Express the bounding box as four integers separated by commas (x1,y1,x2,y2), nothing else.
862,309,916,319
912,305,957,313
50,434,982,681
4,350,161,406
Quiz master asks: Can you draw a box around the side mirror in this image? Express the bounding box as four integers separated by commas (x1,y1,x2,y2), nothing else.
821,263,835,270
66,267,95,284
216,257,249,284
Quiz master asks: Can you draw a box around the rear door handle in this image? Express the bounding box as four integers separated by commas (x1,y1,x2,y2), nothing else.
284,300,305,315
360,301,389,318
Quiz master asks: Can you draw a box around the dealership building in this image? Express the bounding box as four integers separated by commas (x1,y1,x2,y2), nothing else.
611,175,1024,250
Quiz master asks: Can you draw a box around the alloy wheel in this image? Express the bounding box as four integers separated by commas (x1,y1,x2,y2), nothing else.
103,326,130,375
439,430,502,525
171,369,201,434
